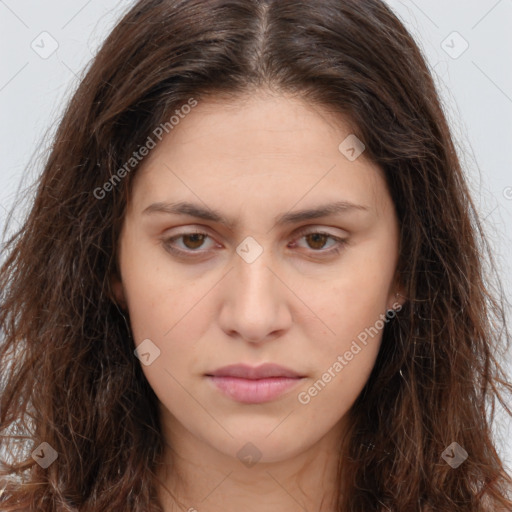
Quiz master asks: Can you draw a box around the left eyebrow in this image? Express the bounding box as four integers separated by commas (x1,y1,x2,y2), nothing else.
142,200,370,230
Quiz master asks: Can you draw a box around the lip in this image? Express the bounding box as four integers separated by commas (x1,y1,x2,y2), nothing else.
207,363,303,379
205,364,306,404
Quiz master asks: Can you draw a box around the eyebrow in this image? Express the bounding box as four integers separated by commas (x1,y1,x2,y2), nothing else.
142,200,370,229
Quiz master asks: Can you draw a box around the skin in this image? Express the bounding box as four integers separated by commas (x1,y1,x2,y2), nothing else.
113,90,405,512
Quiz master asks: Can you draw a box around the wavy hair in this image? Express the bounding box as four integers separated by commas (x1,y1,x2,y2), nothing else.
1,0,511,510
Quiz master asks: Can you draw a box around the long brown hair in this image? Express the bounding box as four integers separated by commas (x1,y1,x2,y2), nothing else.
1,0,511,510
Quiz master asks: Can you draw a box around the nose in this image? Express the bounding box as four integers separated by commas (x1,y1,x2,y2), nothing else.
217,245,292,344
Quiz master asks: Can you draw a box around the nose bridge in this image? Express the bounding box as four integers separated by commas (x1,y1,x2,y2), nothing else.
233,237,278,311
220,235,289,342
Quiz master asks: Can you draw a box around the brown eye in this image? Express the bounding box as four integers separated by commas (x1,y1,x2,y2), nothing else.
181,233,208,250
163,228,347,259
304,232,330,250
162,231,215,256
292,227,347,256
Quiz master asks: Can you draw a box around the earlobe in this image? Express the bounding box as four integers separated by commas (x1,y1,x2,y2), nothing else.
391,288,407,310
392,291,407,310
388,280,407,312
111,275,128,311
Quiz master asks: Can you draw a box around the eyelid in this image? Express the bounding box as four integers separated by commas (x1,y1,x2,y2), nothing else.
161,225,348,257
290,226,347,254
292,224,347,239
162,228,219,253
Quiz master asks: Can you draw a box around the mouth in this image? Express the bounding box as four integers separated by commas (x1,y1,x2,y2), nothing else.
205,363,306,404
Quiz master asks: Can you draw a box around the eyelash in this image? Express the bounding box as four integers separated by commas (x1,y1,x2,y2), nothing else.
162,227,348,259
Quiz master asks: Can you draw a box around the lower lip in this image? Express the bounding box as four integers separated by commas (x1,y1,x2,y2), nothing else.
207,376,304,404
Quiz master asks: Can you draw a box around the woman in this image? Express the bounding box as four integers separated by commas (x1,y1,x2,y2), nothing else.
1,0,511,510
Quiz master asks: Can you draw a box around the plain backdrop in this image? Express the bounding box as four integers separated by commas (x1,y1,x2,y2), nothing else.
1,0,511,468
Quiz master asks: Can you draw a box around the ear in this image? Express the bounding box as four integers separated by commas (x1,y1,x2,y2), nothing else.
111,273,128,311
387,277,407,312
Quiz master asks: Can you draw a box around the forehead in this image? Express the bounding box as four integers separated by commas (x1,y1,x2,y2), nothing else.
150,91,360,157
129,92,391,219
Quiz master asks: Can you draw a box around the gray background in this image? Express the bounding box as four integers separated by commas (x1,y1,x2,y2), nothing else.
1,1,511,467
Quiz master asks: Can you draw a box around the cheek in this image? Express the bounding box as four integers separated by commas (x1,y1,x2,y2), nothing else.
313,255,395,351
298,284,386,416
119,233,184,338
119,241,212,379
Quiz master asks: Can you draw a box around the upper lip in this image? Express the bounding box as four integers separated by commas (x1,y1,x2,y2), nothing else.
206,363,304,379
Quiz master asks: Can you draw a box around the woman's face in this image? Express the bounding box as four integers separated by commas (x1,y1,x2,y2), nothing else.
114,91,403,463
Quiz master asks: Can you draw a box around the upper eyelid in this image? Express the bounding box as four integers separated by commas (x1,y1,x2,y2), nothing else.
166,227,343,240
165,224,347,238
164,226,346,251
